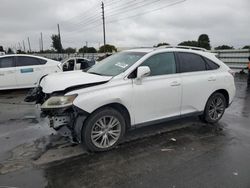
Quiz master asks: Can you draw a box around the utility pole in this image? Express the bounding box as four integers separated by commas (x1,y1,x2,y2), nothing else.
101,2,106,53
39,38,41,52
18,42,22,51
85,41,88,54
22,40,26,52
40,32,44,52
27,37,31,53
57,24,62,53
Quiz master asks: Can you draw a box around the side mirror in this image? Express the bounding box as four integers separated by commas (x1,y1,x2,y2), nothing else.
137,66,150,79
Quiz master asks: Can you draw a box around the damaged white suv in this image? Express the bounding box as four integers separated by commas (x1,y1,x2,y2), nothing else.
26,46,235,152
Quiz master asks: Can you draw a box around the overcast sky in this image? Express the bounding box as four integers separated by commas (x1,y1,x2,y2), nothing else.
0,0,249,51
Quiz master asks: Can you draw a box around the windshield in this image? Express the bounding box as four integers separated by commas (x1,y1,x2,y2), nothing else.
87,51,146,76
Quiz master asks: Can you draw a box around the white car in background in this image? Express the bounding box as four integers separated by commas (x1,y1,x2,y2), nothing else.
27,46,236,152
61,57,95,71
0,54,62,90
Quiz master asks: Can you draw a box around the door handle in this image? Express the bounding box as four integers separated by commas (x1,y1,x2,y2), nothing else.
170,81,181,86
208,77,216,81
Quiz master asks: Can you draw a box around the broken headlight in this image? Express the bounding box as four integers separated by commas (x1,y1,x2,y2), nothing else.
41,94,77,109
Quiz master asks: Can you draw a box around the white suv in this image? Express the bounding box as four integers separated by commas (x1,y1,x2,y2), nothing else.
26,46,236,152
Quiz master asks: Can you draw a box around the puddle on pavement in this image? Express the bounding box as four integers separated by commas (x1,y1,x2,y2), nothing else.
0,118,226,175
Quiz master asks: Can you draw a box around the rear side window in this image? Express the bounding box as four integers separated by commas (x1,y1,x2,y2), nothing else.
178,52,206,73
0,57,14,68
204,57,219,70
141,52,176,76
39,59,47,65
16,56,45,67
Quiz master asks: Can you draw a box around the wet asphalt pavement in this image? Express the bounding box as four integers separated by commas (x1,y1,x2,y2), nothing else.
0,74,250,188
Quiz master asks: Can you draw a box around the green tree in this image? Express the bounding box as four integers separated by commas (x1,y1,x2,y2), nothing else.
153,42,169,47
215,45,234,50
79,46,97,53
7,48,14,54
242,45,250,49
0,46,4,52
64,47,76,53
51,34,63,53
178,41,199,47
87,47,97,53
198,34,211,50
99,44,117,53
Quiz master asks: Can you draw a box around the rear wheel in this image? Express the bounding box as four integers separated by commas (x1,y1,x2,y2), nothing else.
82,107,126,152
202,93,226,123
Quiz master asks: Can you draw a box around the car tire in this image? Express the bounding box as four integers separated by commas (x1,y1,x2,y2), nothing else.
202,92,226,123
82,107,126,152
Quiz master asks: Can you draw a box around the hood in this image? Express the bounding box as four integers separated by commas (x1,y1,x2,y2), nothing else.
40,70,112,93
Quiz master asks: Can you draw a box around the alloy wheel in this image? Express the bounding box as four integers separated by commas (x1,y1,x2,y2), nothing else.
91,116,121,149
208,96,225,121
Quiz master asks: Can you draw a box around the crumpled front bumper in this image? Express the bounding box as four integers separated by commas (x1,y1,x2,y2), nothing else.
25,87,89,143
42,106,89,143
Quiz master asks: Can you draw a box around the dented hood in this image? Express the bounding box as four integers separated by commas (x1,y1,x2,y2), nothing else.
40,70,112,93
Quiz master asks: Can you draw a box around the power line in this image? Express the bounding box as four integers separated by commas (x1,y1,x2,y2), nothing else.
62,0,175,31
107,0,186,24
59,2,100,24
51,0,186,48
105,0,167,17
61,0,164,34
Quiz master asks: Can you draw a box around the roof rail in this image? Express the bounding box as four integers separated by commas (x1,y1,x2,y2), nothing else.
156,45,207,52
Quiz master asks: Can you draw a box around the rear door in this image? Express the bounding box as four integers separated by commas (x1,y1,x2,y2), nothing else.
15,56,45,87
176,52,218,115
0,56,16,89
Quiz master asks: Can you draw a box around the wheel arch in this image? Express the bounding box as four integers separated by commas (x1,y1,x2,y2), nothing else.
211,89,230,107
91,102,132,130
74,102,132,142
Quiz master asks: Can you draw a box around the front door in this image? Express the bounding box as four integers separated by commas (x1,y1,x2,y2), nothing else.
132,52,182,125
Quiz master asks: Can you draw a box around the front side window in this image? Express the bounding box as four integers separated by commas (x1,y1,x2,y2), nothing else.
0,57,14,68
141,52,176,76
178,52,206,73
87,52,146,76
16,56,41,67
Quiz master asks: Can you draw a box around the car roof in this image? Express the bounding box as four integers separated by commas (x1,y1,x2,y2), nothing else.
0,54,50,60
125,47,213,56
124,47,218,64
125,48,155,53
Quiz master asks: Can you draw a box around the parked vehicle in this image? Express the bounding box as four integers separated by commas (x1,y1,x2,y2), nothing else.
26,46,236,152
0,54,62,90
61,57,95,71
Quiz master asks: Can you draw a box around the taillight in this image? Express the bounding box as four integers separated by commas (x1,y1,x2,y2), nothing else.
228,69,235,77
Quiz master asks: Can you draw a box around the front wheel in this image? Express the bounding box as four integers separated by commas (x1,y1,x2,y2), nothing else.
202,93,226,123
82,107,126,152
